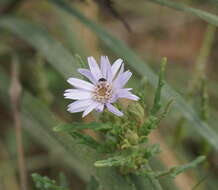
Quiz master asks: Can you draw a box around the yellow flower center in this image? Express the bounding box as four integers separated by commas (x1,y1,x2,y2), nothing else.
93,82,113,103
98,87,107,96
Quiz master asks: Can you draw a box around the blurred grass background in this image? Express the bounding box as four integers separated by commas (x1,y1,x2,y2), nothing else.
0,0,218,189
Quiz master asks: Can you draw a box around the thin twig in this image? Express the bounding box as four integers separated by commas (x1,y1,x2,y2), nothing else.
93,0,132,32
10,55,28,190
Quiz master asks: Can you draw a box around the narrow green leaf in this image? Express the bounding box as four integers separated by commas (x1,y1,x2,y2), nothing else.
169,156,206,178
150,57,167,115
155,156,206,178
95,155,130,167
69,131,100,149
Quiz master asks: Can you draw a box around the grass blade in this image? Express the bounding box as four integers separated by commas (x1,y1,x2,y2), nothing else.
0,17,79,79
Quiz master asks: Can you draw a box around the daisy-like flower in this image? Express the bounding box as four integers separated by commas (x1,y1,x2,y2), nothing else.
64,56,139,117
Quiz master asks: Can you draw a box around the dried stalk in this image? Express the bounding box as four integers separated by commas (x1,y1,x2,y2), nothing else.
10,55,28,190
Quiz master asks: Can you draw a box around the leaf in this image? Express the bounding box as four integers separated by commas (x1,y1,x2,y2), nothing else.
148,0,218,27
69,131,100,149
155,156,206,178
48,0,218,150
128,102,145,122
95,155,131,167
32,173,68,190
150,57,167,115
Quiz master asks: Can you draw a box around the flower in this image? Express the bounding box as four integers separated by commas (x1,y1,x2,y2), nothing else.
64,56,139,117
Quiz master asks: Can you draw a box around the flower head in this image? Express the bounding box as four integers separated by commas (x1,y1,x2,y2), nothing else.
64,56,139,117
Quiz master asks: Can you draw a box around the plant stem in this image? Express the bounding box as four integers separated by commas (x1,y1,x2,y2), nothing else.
10,55,28,190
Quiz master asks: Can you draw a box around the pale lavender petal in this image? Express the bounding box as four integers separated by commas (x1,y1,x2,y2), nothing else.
116,88,132,93
100,56,108,78
117,89,139,101
112,63,123,86
100,56,112,82
112,69,132,90
117,71,132,89
78,68,97,84
64,89,92,100
82,102,99,117
67,99,93,113
120,71,132,87
109,93,119,103
118,63,124,76
106,103,123,117
67,104,87,113
123,88,132,91
88,56,101,81
67,78,94,91
111,58,123,79
110,88,133,103
95,103,104,112
106,57,113,83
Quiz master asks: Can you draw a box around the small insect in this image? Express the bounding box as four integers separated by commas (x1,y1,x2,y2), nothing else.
98,78,107,82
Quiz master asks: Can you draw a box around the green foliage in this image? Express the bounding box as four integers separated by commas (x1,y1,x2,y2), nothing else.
128,102,145,123
53,59,204,181
69,131,100,149
95,155,132,168
48,0,218,150
0,0,214,188
154,156,205,178
150,57,167,115
0,67,138,190
140,97,173,136
32,173,68,190
54,122,112,150
0,0,217,149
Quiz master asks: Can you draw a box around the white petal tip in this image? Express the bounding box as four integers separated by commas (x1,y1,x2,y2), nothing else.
67,108,73,113
106,103,124,117
82,112,89,118
118,112,124,117
133,96,140,101
77,68,82,72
